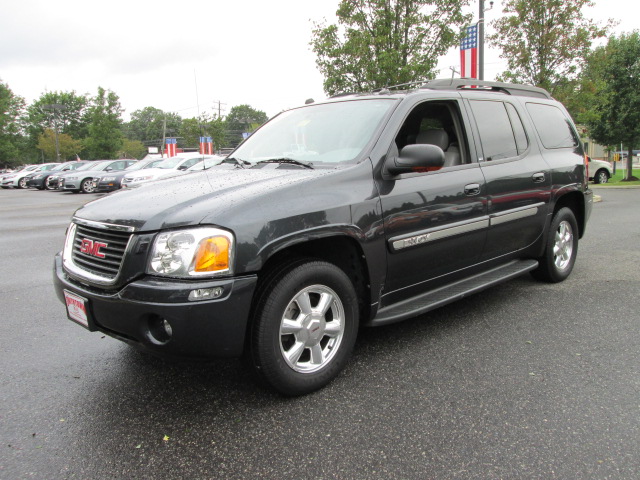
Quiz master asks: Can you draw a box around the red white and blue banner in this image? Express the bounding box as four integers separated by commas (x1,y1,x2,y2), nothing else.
166,138,177,157
199,136,213,155
460,25,478,79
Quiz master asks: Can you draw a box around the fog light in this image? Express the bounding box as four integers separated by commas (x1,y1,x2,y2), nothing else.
162,319,173,337
147,316,173,344
188,287,224,301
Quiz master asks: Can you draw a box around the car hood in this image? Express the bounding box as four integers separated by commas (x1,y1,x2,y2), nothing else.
73,167,335,231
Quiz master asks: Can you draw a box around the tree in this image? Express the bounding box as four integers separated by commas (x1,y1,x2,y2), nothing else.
83,87,124,159
311,0,471,96
180,114,228,151
124,106,182,146
487,0,611,96
586,32,640,181
37,128,83,161
119,139,147,159
0,80,25,167
26,91,89,141
225,105,268,147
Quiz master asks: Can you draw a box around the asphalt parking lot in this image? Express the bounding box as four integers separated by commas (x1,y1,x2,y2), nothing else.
1,187,639,479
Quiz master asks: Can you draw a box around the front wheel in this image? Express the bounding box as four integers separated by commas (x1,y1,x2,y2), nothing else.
250,260,359,396
531,207,579,283
80,178,95,193
594,169,609,184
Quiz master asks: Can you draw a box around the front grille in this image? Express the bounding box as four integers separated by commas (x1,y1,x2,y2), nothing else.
71,223,133,279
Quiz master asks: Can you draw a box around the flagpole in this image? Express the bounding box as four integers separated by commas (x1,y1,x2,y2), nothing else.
479,0,485,80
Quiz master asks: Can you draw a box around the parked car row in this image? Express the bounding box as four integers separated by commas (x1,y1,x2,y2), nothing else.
0,154,226,193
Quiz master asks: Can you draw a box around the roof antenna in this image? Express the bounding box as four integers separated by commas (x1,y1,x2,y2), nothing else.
194,69,206,169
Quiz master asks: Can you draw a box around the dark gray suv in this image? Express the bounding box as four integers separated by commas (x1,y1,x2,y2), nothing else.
54,79,593,395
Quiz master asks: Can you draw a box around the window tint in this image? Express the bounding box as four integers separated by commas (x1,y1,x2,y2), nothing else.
469,100,518,161
505,103,528,154
526,103,579,149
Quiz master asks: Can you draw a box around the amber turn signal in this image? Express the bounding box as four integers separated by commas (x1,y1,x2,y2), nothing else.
194,237,230,272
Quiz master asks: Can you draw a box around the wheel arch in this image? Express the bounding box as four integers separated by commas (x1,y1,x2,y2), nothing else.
251,233,372,326
553,191,586,238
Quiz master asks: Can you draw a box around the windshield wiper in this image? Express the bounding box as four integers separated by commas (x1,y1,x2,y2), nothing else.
256,158,314,169
222,157,248,169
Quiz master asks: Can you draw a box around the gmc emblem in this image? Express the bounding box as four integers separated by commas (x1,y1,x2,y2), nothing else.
80,238,108,258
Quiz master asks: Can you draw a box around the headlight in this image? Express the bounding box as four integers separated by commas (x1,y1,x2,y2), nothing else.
133,175,154,182
147,227,234,277
101,176,116,182
66,176,78,181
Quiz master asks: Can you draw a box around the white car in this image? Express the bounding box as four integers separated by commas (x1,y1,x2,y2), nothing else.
1,164,50,189
121,155,217,188
587,157,613,184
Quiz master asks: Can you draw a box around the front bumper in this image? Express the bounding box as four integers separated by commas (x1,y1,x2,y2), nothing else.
54,253,258,358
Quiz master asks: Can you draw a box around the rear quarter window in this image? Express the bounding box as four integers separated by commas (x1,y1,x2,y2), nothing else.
526,103,579,149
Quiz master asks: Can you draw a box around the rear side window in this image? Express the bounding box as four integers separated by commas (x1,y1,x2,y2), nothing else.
469,100,518,161
526,103,579,149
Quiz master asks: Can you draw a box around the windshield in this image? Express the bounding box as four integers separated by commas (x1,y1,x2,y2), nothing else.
232,99,395,165
155,157,189,169
125,159,161,171
187,156,225,170
77,161,109,171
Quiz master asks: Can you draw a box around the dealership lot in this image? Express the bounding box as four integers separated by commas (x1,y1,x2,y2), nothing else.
1,187,639,479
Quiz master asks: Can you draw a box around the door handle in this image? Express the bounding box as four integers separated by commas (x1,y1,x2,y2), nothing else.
464,183,481,196
532,172,546,183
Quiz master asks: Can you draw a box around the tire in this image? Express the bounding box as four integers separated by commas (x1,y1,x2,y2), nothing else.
531,207,579,283
45,178,56,190
250,259,359,396
594,169,609,184
80,178,95,193
17,177,27,189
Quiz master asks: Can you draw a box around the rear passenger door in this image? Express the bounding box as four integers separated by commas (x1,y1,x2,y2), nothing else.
466,97,551,260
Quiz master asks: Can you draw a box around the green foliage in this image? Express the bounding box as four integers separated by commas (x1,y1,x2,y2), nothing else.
180,114,228,151
311,0,471,96
83,87,124,159
124,106,182,145
119,138,147,159
0,80,26,167
586,32,640,181
37,128,83,161
226,105,268,147
488,0,611,95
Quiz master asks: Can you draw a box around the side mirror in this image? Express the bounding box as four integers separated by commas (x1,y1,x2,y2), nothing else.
178,166,188,170
106,167,113,171
386,144,445,175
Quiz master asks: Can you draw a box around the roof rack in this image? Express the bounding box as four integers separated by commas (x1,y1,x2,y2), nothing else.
421,78,552,99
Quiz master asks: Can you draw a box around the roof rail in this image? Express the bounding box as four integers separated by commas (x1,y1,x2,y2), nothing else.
421,78,552,99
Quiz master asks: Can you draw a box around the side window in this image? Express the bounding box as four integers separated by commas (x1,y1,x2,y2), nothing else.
526,103,579,149
394,100,467,168
505,103,528,154
469,100,518,161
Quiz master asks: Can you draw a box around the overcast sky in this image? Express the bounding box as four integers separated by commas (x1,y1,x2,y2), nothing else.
1,0,636,122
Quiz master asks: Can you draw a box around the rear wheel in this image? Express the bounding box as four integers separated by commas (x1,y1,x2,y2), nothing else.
250,259,359,396
594,169,609,184
17,177,28,189
531,207,579,283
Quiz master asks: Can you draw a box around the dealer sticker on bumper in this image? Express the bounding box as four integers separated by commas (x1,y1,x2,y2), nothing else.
64,290,89,328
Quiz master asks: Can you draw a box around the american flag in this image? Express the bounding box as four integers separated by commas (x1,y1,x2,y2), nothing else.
460,25,478,79
166,138,177,157
199,136,213,155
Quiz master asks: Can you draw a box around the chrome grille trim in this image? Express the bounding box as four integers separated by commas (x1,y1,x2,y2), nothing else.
63,221,135,286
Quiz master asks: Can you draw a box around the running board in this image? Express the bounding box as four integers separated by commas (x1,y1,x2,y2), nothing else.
370,259,539,326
